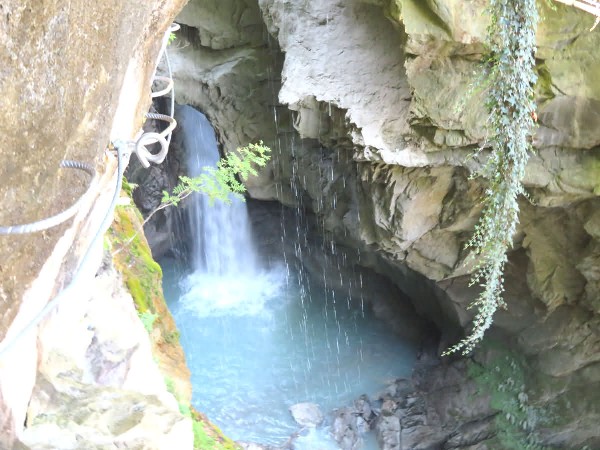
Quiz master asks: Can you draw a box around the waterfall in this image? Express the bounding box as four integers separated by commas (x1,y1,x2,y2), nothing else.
176,105,280,318
177,105,257,276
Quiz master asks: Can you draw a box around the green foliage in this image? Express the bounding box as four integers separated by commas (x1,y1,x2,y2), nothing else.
152,142,271,223
179,402,191,417
193,420,217,449
168,32,177,44
121,177,137,197
469,348,548,449
139,310,158,333
444,0,538,355
164,372,240,449
184,405,239,450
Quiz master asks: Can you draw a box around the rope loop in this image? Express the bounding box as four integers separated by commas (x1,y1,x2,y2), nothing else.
151,76,173,98
132,22,179,168
135,132,169,168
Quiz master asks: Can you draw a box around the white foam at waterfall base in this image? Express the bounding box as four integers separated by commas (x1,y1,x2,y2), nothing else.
179,268,285,318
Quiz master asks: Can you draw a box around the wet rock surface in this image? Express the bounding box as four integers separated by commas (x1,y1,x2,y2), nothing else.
289,402,324,428
324,356,496,450
330,396,376,450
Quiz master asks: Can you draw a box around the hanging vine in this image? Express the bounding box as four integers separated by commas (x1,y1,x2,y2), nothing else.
444,0,539,355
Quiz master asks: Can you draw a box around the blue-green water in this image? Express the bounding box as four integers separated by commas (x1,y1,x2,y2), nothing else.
162,256,417,448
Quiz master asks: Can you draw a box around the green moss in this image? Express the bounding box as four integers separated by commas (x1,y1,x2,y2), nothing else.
165,377,177,397
535,62,556,102
164,330,180,344
170,384,239,450
125,278,147,311
193,420,216,449
187,409,240,450
121,176,138,197
139,310,158,333
108,202,162,313
469,342,548,449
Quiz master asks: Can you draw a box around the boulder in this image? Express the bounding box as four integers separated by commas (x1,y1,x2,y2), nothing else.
289,402,324,428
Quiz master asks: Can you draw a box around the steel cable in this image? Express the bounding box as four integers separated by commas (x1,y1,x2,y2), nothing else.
0,160,96,235
0,144,126,360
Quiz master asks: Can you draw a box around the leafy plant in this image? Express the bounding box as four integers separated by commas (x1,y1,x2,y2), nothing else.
444,0,538,355
144,141,271,225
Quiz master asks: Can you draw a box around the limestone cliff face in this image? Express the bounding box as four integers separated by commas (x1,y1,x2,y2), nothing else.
169,0,599,447
0,1,192,448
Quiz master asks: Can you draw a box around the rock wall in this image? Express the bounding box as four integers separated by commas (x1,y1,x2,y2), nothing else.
0,0,193,448
168,0,600,447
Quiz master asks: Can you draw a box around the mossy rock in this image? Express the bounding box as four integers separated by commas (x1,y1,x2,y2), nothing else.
190,408,241,450
105,183,192,403
108,201,162,313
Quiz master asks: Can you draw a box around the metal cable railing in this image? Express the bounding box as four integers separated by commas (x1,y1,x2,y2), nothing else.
0,142,128,360
0,161,96,235
0,22,180,359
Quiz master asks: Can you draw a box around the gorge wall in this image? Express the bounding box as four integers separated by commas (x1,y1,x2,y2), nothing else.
0,1,195,449
155,0,599,448
1,0,598,448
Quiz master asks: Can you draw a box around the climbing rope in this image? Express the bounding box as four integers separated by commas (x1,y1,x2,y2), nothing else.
133,22,180,168
0,161,96,235
134,112,177,168
0,143,127,361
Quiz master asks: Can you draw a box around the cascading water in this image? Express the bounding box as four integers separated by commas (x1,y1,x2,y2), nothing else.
185,117,257,276
162,105,420,449
174,105,275,316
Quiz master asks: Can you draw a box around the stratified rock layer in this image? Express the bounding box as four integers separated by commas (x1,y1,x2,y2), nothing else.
170,0,600,447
